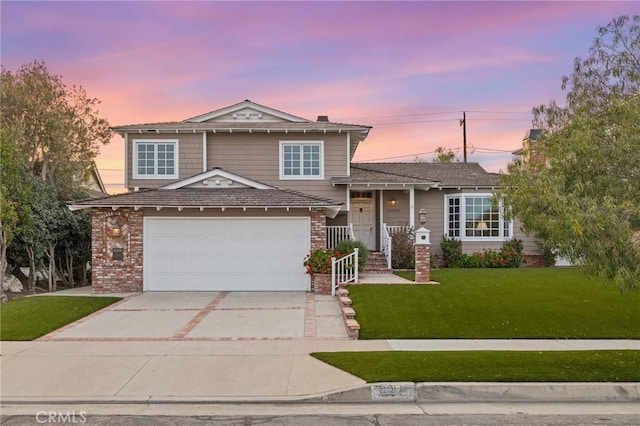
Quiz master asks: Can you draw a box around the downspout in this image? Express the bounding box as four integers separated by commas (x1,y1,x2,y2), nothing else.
202,131,207,172
124,132,129,190
409,187,415,228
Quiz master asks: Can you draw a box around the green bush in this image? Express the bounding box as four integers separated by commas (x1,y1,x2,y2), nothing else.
334,239,368,271
390,227,415,269
442,238,524,268
441,234,462,267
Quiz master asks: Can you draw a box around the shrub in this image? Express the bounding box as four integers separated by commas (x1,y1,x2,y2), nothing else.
334,239,368,271
441,234,462,267
390,227,415,269
303,248,344,275
536,241,557,267
500,238,525,267
442,238,524,268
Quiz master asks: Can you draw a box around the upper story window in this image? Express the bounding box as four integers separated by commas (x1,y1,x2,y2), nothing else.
445,194,512,241
133,140,178,179
279,141,324,180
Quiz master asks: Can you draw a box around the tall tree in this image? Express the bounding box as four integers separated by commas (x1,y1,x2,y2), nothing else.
1,61,110,292
432,146,459,163
1,60,111,199
498,15,640,292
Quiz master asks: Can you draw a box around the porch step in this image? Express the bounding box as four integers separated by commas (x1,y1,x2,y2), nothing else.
363,252,393,274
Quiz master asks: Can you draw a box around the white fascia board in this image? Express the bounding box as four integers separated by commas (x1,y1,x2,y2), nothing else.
184,100,311,123
160,168,274,190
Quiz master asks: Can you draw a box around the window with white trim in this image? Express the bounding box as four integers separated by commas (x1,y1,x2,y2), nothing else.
445,194,512,240
133,140,178,178
279,141,323,179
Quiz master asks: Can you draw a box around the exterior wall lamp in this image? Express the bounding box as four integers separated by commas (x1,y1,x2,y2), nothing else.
418,208,427,226
111,226,121,237
389,198,398,207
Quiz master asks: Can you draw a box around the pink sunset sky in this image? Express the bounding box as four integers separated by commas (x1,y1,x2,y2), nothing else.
2,1,639,193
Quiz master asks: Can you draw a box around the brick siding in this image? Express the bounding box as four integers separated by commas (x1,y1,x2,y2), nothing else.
92,208,143,293
414,244,431,283
310,208,327,250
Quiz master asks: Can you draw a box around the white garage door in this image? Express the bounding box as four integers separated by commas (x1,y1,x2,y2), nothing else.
144,217,310,291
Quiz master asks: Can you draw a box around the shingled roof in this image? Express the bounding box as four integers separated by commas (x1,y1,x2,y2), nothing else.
68,188,342,210
342,162,500,188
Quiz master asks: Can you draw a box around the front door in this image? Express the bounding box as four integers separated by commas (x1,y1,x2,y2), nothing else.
352,200,375,250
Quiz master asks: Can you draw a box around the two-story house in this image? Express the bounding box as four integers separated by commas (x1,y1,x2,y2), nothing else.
70,100,540,293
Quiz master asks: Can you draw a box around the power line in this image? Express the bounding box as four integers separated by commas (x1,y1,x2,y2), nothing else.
342,111,461,120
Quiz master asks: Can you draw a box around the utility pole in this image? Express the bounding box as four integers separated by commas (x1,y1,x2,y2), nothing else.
460,111,467,162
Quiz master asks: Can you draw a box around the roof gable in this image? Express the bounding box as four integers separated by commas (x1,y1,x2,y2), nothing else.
183,100,311,124
160,168,274,190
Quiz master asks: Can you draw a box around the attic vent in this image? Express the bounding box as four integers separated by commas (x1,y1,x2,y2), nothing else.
317,115,329,122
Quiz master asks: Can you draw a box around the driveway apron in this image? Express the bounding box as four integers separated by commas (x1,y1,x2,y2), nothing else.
39,291,348,341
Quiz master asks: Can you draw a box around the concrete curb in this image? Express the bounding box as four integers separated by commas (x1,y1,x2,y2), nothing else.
309,382,640,403
0,382,640,405
4,383,637,405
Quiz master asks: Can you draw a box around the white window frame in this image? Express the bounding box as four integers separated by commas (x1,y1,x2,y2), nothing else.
133,139,179,179
444,193,513,242
279,140,324,180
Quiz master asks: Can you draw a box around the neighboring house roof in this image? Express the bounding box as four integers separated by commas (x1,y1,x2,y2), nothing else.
337,162,500,188
81,162,108,198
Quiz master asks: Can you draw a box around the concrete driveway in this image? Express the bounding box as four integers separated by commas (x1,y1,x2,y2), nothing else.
41,291,348,341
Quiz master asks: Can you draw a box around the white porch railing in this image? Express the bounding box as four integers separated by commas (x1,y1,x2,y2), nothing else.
381,223,393,269
386,225,410,236
331,248,358,296
326,224,355,249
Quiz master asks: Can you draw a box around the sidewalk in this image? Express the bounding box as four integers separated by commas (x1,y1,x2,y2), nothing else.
1,339,638,403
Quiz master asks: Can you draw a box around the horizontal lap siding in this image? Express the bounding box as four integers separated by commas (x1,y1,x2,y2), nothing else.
208,133,348,203
127,133,204,189
381,190,410,226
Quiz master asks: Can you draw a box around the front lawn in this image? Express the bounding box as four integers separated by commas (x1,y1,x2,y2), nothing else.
1,296,121,341
349,268,640,339
311,350,640,382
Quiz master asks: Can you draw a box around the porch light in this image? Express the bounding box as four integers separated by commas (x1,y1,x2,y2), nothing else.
389,198,397,207
418,208,427,226
111,226,121,237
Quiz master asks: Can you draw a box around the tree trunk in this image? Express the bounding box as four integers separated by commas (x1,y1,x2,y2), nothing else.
26,245,36,293
65,247,74,288
80,260,88,286
45,241,56,292
0,226,7,301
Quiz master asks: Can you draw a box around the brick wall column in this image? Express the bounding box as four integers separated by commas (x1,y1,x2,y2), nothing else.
310,208,327,250
92,208,143,293
414,227,431,283
414,244,431,283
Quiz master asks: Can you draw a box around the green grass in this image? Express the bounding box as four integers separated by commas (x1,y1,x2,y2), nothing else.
1,296,121,341
394,270,415,280
311,350,640,382
350,268,640,339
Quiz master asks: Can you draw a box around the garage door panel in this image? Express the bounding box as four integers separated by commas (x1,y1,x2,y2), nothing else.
144,217,310,291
